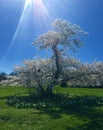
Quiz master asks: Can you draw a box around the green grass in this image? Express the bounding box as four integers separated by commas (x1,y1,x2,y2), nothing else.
54,86,103,97
0,86,28,97
0,86,103,130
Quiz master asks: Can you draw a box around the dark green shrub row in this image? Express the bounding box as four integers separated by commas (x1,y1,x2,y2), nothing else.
5,94,103,109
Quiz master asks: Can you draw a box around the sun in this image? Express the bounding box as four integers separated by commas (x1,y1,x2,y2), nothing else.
25,0,44,9
26,0,32,5
25,0,32,8
25,0,49,22
26,0,43,5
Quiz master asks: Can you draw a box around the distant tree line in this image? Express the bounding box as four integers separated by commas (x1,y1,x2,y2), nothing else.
0,72,7,82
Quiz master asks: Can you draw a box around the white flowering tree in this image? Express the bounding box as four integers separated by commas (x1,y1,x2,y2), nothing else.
15,58,55,95
15,19,103,96
33,19,87,94
15,59,103,96
66,61,103,87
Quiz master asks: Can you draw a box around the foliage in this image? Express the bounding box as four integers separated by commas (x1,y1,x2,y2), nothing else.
9,71,18,76
15,58,103,96
67,61,103,87
5,94,103,109
15,58,55,95
34,19,87,52
0,72,7,82
34,19,87,87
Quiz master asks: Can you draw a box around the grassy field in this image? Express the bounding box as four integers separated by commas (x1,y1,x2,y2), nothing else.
0,86,103,130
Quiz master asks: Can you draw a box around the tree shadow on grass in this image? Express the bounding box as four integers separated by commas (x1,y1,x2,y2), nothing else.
5,94,103,130
65,106,103,130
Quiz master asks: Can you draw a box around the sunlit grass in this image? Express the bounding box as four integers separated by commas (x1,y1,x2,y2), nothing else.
54,86,103,97
0,86,103,130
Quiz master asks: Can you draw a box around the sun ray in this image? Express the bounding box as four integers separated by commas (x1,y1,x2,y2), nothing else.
2,0,51,62
2,0,32,62
32,0,51,28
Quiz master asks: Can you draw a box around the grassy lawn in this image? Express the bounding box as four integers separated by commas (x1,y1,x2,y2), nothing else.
0,86,103,130
54,86,103,97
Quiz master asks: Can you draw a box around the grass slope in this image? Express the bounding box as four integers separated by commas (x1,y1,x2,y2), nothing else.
0,86,103,130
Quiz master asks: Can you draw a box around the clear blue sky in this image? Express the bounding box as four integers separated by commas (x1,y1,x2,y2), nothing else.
0,0,103,73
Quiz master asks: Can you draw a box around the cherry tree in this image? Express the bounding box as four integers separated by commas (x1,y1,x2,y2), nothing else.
15,58,55,95
15,19,103,96
15,59,103,96
33,19,87,94
67,61,103,87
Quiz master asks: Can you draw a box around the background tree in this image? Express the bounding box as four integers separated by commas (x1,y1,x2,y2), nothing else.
0,72,7,82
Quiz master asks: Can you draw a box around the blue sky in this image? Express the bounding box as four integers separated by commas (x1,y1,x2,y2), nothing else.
0,0,103,73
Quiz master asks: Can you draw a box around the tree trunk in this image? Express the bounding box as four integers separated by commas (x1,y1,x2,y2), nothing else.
52,45,61,82
37,85,45,96
61,80,68,87
45,85,54,97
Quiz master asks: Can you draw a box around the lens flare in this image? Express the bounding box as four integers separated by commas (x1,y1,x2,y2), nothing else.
26,0,31,5
2,0,50,62
2,0,30,62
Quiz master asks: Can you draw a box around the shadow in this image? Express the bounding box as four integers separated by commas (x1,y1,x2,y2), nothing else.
5,94,103,130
